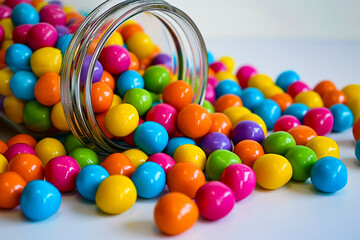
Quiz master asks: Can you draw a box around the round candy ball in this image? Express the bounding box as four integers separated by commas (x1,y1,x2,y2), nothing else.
294,91,324,109
253,99,281,130
39,4,66,26
69,147,99,169
273,115,301,132
164,137,196,157
215,79,241,98
34,137,66,166
353,118,360,142
283,103,310,124
275,70,300,91
10,71,37,101
162,80,193,112
30,47,62,77
240,87,264,111
236,65,257,89
287,125,317,146
105,103,139,137
330,104,353,132
116,70,144,97
177,104,211,139
143,65,171,94
4,143,35,162
44,156,81,192
76,165,109,201
26,23,58,51
101,153,135,177
232,120,265,145
56,33,73,56
131,161,166,199
151,53,172,68
355,140,360,162
205,149,241,180
205,84,216,104
195,181,235,221
8,153,44,182
23,101,52,132
306,136,340,159
12,24,31,44
253,154,293,190
147,153,175,175
99,45,130,75
233,140,264,168
145,103,177,135
310,156,347,193
200,132,232,156
123,88,152,116
5,43,32,72
303,107,334,136
221,163,256,201
173,144,206,170
80,55,103,85
0,171,26,209
285,145,318,181
11,3,39,26
263,131,296,156
20,180,61,221
287,81,310,98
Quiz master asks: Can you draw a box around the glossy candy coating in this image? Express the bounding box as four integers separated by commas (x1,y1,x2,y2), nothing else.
173,144,206,170
236,65,257,89
69,147,99,169
0,171,26,209
208,113,232,137
0,154,7,173
99,45,130,75
248,74,273,90
239,113,268,137
275,70,300,91
5,43,32,72
162,80,193,112
76,165,109,201
287,125,317,146
354,118,360,141
270,93,293,112
34,72,61,106
330,104,353,132
263,131,296,156
233,140,264,168
253,99,281,130
164,137,196,157
101,153,135,177
10,70,37,101
273,115,301,132
215,79,241,98
11,3,39,26
39,4,66,26
306,136,340,159
147,153,175,175
294,91,324,109
23,101,52,132
79,55,103,85
283,103,309,124
206,149,241,180
123,88,152,116
34,137,66,166
51,101,70,131
177,104,211,139
143,65,170,94
145,103,177,135
4,143,35,162
30,47,62,77
342,84,360,101
314,80,337,99
8,153,44,182
348,95,360,123
116,70,144,97
285,146,317,181
123,149,148,168
105,103,139,137
200,132,232,156
214,94,242,113
287,81,310,98
303,107,334,136
232,120,265,145
26,23,57,51
64,134,83,154
91,82,113,113
126,32,154,59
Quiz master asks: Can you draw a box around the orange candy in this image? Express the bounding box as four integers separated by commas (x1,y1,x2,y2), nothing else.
0,140,8,155
0,171,26,209
271,93,293,112
101,153,135,177
34,72,61,106
163,81,193,112
353,118,360,142
323,89,347,108
208,113,232,138
6,134,37,148
154,192,199,235
128,52,140,71
91,82,113,113
166,162,205,199
177,104,212,139
100,70,115,91
233,140,264,168
95,111,115,139
314,80,337,99
8,153,44,182
121,23,144,42
214,94,243,112
287,125,318,146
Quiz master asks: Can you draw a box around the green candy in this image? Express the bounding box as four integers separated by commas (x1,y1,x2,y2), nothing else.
69,147,99,169
143,66,171,94
123,88,152,116
202,100,214,114
285,145,318,181
64,134,84,154
23,101,52,132
205,150,241,180
263,131,296,156
149,91,161,103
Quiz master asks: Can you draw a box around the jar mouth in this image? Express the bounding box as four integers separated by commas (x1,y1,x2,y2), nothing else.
61,0,208,153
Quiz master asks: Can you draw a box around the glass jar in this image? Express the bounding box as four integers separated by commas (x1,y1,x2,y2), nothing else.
0,0,208,153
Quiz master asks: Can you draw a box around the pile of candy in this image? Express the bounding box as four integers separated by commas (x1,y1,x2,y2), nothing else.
0,0,360,236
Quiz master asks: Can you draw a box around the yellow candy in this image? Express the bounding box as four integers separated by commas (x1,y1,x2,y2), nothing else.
123,149,148,168
348,95,360,122
306,136,340,159
0,68,13,96
95,175,137,214
248,74,273,90
35,2,47,11
173,144,206,170
219,56,235,72
30,47,62,77
294,90,323,109
261,85,284,98
1,40,13,50
35,137,66,166
0,154,8,174
3,95,25,123
223,106,251,127
51,102,70,131
239,113,267,137
110,94,122,109
216,71,237,81
342,84,360,101
0,18,14,40
104,31,124,47
105,103,139,137
126,32,154,59
63,5,75,14
253,154,293,190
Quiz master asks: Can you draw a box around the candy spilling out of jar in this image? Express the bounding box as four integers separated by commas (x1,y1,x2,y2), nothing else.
0,0,359,237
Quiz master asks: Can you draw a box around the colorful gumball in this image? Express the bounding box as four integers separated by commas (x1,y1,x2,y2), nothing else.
12,24,31,44
69,147,98,169
6,133,36,148
76,165,109,201
64,135,83,154
348,95,360,123
303,107,334,136
116,70,144,97
205,84,216,104
11,3,39,26
79,55,103,85
145,103,177,135
0,171,26,209
294,91,324,109
105,103,139,137
240,87,264,111
10,70,37,101
30,47,62,77
162,80,193,112
330,104,353,132
177,104,211,139
34,72,61,106
173,144,206,170
101,153,135,177
232,120,265,145
223,106,251,127
323,90,347,108
355,140,360,161
26,22,58,51
342,84,360,102
8,153,44,182
275,70,300,91
5,43,32,72
306,136,340,159
123,149,148,168
236,65,257,89
287,81,310,98
99,45,130,75
263,131,296,156
143,65,170,94
270,93,293,112
233,140,264,168
133,121,168,155
273,115,301,132
285,145,318,181
39,4,66,26
200,132,232,156
314,80,337,99
147,153,175,175
354,118,360,141
208,113,232,137
164,137,196,157
253,99,281,130
215,79,241,98
287,125,317,146
248,74,273,90
4,143,35,162
283,103,309,123
123,88,152,116
34,137,66,166
205,149,241,180
214,94,242,112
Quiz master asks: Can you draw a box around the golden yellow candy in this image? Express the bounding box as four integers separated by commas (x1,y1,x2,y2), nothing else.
223,106,251,127
30,47,62,77
95,175,137,215
51,102,70,131
104,31,124,47
248,74,273,90
348,95,360,122
3,95,25,123
110,94,122,109
0,18,14,40
173,144,206,170
342,84,360,101
219,56,235,72
253,154,292,190
0,68,13,96
216,71,237,81
261,85,284,98
35,2,47,11
126,32,154,59
123,149,148,168
105,103,139,137
306,136,340,159
294,90,323,109
63,5,75,14
35,137,67,166
239,113,267,137
0,154,8,174
1,39,13,50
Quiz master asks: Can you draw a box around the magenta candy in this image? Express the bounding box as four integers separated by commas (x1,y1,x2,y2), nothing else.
209,61,227,73
195,181,235,221
99,45,130,75
0,5,12,19
12,24,31,44
4,0,30,9
0,25,4,44
44,156,81,192
221,163,256,201
147,153,175,174
123,118,144,146
287,81,311,98
236,65,257,89
4,143,35,162
208,76,219,88
26,22,58,51
273,115,301,132
39,4,66,26
303,107,334,136
145,103,177,135
205,83,216,104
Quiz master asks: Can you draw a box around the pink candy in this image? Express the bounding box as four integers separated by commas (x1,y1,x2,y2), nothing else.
12,24,31,44
147,153,175,174
26,22,58,51
4,143,36,162
0,25,4,44
221,163,256,201
205,84,216,104
39,4,66,26
44,156,81,192
273,115,301,132
4,0,30,9
99,45,130,75
236,65,257,89
145,103,178,135
208,76,219,88
209,61,227,73
303,107,334,136
287,81,311,98
0,5,12,19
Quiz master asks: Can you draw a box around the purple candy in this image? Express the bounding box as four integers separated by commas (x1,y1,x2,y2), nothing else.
48,0,63,6
80,55,104,85
232,120,265,145
147,153,175,175
3,143,36,162
0,95,5,112
0,5,12,19
55,25,69,38
200,132,232,156
151,53,172,69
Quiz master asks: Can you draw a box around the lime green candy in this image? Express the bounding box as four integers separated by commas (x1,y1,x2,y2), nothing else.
69,148,99,169
285,145,318,181
64,134,84,154
202,100,214,114
149,91,161,103
263,131,296,156
205,150,241,180
23,101,52,132
143,65,170,94
123,88,152,116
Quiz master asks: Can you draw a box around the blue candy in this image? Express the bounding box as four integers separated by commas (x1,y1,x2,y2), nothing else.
215,80,241,98
330,104,353,132
76,165,109,201
5,44,32,72
207,51,214,64
240,87,265,111
283,103,310,123
10,71,37,101
11,3,39,26
165,137,196,157
116,70,144,97
275,70,300,91
356,140,360,162
253,99,281,130
56,34,73,56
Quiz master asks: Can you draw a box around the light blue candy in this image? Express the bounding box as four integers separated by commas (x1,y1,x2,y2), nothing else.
10,71,37,101
116,70,144,97
253,99,281,130
330,104,353,132
5,44,32,72
275,70,300,91
11,3,39,26
76,165,109,201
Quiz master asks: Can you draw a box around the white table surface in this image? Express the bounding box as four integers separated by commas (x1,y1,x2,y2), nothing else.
1,38,360,240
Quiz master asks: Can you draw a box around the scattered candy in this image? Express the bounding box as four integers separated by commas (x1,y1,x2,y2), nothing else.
76,165,109,201
0,171,26,209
